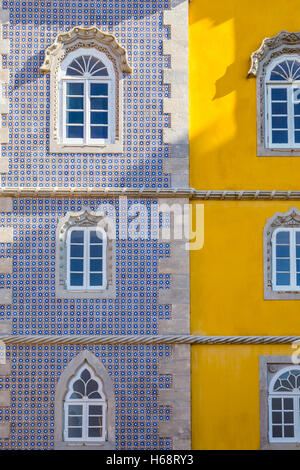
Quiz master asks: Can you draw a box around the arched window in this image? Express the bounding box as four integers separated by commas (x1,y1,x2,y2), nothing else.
64,364,107,442
66,225,107,290
265,56,300,149
269,366,300,442
59,48,115,145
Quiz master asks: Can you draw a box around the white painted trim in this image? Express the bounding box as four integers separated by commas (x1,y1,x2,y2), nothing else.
268,366,300,443
271,227,300,291
66,226,107,291
63,364,107,443
265,55,300,149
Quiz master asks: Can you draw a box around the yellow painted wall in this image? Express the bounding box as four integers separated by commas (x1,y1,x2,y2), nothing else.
189,0,300,450
192,344,294,450
190,0,300,190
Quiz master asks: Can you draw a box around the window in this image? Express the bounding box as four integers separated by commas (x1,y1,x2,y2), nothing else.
272,227,300,291
266,57,300,149
263,207,300,299
268,367,300,443
60,50,114,145
40,26,131,154
67,226,107,291
64,364,107,442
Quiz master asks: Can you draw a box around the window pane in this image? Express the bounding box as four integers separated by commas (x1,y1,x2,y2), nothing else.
70,259,83,272
272,412,282,424
91,112,108,124
284,398,294,409
90,83,108,96
295,103,300,115
276,245,290,257
297,274,300,286
68,416,82,426
284,425,294,438
272,102,287,114
68,427,82,438
90,273,103,287
276,273,290,286
296,246,300,257
272,130,288,144
71,230,84,243
90,259,103,272
272,398,282,410
67,126,84,139
70,273,84,286
284,412,294,424
272,425,282,438
90,245,102,257
89,416,103,427
295,131,300,143
68,405,82,415
88,427,102,438
66,97,84,110
89,405,102,415
90,97,108,110
276,231,290,244
272,116,288,129
67,82,84,95
276,258,290,271
90,231,102,243
70,245,84,257
67,111,84,124
271,88,287,100
91,126,108,139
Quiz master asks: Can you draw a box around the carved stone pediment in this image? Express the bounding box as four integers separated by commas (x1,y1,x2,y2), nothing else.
40,25,132,74
248,30,300,77
268,207,300,228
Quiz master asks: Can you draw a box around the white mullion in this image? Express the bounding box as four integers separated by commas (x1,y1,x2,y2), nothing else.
295,396,299,442
267,85,271,147
83,228,89,289
291,229,297,290
63,80,67,143
83,401,88,441
86,80,90,144
288,86,295,147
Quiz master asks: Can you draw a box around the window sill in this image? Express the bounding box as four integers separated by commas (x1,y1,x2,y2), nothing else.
55,441,115,450
258,145,300,157
50,140,123,155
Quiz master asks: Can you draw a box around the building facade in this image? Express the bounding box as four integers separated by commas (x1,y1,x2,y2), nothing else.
190,0,300,450
0,0,191,450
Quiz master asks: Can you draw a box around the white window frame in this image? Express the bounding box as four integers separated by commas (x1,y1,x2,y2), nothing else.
66,226,107,291
268,366,300,443
272,227,300,291
265,55,300,149
58,48,115,146
64,364,107,443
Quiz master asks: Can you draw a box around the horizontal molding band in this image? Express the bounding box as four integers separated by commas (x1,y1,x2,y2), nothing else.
0,334,300,345
0,187,299,200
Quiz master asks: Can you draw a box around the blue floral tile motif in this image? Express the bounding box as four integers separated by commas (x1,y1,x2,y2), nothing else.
1,0,170,189
0,0,176,451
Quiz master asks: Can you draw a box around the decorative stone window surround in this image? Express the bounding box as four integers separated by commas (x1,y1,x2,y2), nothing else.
54,350,115,450
56,209,116,299
260,355,300,450
249,31,300,156
264,207,300,300
40,26,131,154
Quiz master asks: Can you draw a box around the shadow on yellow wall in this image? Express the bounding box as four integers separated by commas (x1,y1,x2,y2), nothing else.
189,0,300,190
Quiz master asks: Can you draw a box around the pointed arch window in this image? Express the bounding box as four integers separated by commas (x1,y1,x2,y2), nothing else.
59,48,115,145
268,366,300,443
64,364,107,442
266,56,300,149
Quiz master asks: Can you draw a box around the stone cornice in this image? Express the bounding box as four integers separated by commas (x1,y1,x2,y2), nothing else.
1,334,300,345
40,25,132,74
3,187,300,200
